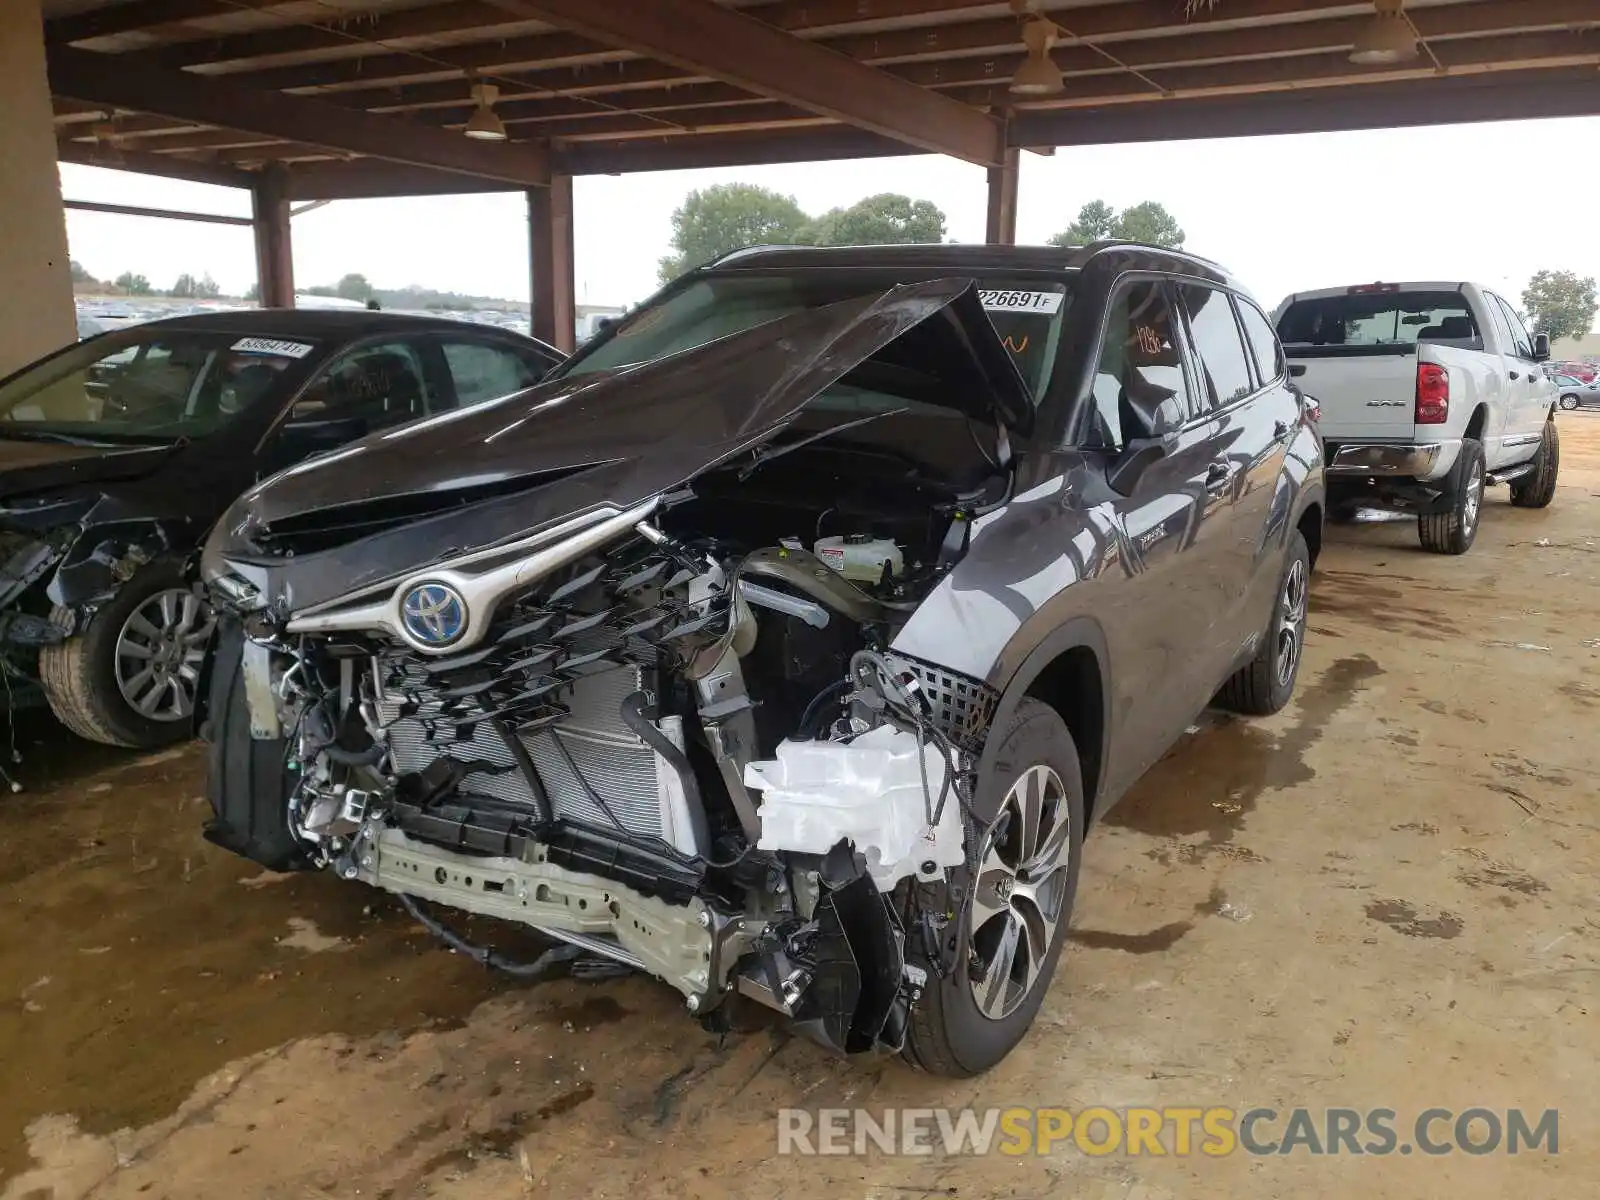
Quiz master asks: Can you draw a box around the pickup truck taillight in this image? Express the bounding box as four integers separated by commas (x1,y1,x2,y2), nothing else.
1415,362,1450,425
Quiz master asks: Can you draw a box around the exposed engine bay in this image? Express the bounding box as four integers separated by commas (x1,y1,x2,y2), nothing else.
227,431,1006,1056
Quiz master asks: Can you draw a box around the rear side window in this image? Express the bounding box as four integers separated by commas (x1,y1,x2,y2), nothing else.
1236,299,1285,384
441,339,546,406
1086,280,1193,448
1277,290,1478,348
1180,285,1254,409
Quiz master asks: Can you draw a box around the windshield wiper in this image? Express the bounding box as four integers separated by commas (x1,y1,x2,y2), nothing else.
736,407,908,482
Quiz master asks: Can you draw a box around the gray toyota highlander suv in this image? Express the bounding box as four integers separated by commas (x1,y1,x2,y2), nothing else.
200,243,1324,1075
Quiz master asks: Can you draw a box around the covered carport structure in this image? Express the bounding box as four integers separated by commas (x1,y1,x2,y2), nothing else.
6,0,1599,374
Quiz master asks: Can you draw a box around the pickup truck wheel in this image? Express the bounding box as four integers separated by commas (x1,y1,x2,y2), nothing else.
1509,420,1559,510
202,622,305,870
902,698,1083,1077
38,562,214,748
1216,529,1310,716
1417,438,1484,555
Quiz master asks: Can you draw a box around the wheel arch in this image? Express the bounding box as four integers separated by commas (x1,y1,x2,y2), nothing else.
979,616,1112,823
1464,403,1490,442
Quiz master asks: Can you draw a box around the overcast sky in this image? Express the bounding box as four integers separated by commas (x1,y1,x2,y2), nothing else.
60,113,1599,330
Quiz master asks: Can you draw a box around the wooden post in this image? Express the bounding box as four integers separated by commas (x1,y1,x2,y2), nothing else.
251,164,293,307
985,147,1019,245
528,174,575,353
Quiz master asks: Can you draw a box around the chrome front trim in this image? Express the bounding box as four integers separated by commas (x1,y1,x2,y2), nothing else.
1326,439,1461,482
357,825,713,999
285,498,660,652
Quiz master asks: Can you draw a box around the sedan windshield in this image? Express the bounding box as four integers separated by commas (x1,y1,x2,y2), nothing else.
0,329,317,442
559,271,1073,402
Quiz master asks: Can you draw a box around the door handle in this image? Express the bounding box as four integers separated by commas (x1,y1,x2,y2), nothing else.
1508,370,1520,380
1205,461,1233,491
1273,419,1291,442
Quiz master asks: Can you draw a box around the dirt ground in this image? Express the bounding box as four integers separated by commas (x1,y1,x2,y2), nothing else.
4,416,1599,1200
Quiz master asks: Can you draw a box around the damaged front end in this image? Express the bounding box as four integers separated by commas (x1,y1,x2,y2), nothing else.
203,281,1020,1057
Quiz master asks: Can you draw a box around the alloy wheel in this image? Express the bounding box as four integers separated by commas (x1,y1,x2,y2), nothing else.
1462,458,1485,539
967,764,1073,1021
1275,556,1308,688
114,588,215,722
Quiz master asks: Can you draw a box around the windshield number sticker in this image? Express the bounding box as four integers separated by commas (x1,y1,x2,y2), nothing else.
980,290,1063,314
232,337,315,358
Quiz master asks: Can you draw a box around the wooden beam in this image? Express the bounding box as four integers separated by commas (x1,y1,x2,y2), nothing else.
56,138,257,188
1009,66,1600,147
985,148,1019,246
483,0,1003,164
555,126,914,174
252,165,294,308
287,161,523,200
47,45,552,186
46,0,232,45
528,176,575,352
63,199,253,226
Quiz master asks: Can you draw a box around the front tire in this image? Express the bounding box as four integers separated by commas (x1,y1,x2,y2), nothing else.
1509,419,1559,509
1216,528,1310,716
1418,437,1484,555
903,698,1084,1077
38,562,214,748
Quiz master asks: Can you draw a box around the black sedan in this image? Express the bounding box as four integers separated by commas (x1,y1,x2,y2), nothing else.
0,309,561,748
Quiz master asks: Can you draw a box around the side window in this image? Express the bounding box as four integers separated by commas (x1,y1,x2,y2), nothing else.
1086,279,1194,449
1481,292,1517,354
1495,296,1535,359
290,340,432,430
1237,299,1286,385
442,339,546,407
1179,285,1255,409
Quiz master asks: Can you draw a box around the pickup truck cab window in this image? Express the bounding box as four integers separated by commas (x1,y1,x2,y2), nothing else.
1086,279,1193,448
1278,290,1480,349
1490,294,1535,359
1179,284,1254,409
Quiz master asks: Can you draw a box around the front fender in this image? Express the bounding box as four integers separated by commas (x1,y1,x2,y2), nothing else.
46,518,190,609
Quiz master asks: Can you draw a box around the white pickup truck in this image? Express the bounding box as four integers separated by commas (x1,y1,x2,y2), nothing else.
1274,282,1559,554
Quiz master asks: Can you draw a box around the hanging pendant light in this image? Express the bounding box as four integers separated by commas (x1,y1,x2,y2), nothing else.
1350,0,1419,66
1010,16,1065,96
463,79,507,141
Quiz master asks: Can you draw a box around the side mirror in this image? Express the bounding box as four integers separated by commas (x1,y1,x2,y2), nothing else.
1106,395,1185,497
1532,333,1551,362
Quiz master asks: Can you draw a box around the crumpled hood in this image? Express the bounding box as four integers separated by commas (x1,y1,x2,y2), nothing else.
207,279,1031,615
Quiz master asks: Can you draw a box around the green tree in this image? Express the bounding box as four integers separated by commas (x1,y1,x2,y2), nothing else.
170,272,198,298
69,260,97,285
1047,199,1185,249
658,183,809,283
799,193,947,246
195,273,221,299
1521,270,1598,343
113,271,152,296
1048,200,1117,246
335,272,375,302
1111,200,1185,248
244,282,261,302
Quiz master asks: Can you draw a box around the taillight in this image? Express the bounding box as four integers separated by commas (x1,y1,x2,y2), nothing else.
1416,362,1450,424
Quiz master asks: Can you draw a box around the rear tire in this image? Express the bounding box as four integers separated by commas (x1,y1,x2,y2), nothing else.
1418,438,1484,555
1509,420,1559,509
1216,529,1310,716
38,562,213,748
1559,395,1579,411
902,698,1084,1077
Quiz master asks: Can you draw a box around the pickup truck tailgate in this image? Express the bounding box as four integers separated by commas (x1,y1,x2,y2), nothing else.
1290,350,1417,440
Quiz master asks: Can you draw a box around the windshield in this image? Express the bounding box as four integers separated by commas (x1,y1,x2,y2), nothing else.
0,329,318,442
559,271,1072,402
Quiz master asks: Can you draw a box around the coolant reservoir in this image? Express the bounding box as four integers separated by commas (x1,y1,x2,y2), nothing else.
814,533,903,583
